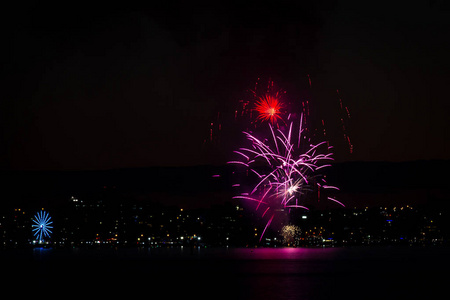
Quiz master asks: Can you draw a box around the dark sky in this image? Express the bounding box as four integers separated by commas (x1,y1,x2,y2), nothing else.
2,1,449,170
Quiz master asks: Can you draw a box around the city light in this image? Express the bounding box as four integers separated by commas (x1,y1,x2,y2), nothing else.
2,197,446,249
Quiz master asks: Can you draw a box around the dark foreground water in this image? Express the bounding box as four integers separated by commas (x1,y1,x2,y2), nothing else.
3,246,448,299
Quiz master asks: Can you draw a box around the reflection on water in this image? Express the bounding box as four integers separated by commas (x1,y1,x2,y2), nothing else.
4,246,449,299
226,247,341,260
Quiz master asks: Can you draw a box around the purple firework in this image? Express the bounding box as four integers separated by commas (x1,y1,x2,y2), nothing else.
229,113,344,241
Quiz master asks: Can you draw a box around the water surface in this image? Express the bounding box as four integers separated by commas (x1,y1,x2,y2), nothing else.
4,246,447,299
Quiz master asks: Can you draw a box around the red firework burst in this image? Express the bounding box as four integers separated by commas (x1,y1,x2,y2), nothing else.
255,95,282,123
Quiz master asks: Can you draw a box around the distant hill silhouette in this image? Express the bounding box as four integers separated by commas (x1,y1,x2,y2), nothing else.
1,160,449,209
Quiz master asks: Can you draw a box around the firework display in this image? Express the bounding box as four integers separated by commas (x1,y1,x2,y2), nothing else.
254,94,283,124
229,112,343,241
228,76,353,241
208,77,350,242
204,79,289,146
281,225,301,246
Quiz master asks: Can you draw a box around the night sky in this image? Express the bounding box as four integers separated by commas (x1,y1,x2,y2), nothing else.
2,1,449,170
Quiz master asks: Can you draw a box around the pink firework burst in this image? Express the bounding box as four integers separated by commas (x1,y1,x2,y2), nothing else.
229,113,344,241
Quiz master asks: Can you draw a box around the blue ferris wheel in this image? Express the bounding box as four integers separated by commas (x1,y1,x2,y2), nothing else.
32,210,53,243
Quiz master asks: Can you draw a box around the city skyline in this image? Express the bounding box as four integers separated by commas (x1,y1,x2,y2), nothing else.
3,193,447,249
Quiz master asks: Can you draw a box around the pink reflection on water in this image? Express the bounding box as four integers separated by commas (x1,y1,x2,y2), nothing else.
229,247,341,260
